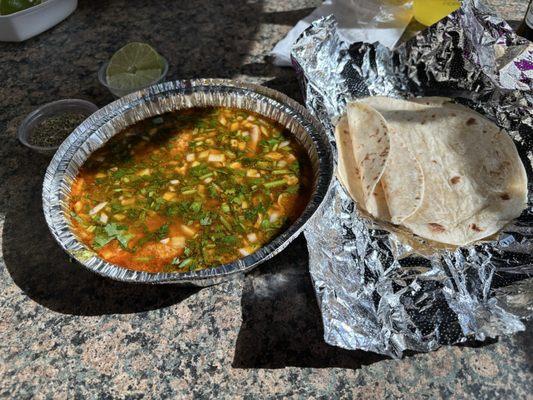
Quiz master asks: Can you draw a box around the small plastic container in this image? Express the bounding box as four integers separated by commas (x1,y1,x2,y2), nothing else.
18,99,98,155
97,58,169,98
0,0,77,42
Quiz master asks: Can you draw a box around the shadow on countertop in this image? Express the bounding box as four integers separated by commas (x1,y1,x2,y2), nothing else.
232,235,388,370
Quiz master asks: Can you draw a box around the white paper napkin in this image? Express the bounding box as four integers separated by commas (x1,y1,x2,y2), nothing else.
272,0,414,66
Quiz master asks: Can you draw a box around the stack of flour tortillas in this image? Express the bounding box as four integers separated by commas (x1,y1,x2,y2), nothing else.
335,96,528,246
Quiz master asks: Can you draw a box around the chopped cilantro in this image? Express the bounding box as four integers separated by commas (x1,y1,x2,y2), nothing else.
190,201,202,213
200,216,212,226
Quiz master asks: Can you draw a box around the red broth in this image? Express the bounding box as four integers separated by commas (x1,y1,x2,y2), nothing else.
69,107,312,273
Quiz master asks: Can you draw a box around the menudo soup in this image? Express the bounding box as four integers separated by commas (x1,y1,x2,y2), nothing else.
69,107,312,273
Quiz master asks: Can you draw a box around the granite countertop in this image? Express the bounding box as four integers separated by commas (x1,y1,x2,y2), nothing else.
0,0,531,398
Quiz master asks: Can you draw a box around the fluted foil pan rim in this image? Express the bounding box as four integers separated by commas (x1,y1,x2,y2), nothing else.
42,79,333,285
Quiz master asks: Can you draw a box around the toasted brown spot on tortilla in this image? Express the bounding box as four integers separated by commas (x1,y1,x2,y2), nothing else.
466,118,476,126
431,160,437,164
431,114,436,118
428,223,446,233
450,176,461,184
470,224,484,232
500,193,510,200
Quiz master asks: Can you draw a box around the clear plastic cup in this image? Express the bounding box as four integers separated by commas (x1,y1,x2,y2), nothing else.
18,99,98,155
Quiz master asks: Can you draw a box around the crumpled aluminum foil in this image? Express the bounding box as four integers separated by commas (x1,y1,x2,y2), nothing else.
291,0,533,357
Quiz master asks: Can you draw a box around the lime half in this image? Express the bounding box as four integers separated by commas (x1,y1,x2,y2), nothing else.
106,42,165,92
0,0,41,15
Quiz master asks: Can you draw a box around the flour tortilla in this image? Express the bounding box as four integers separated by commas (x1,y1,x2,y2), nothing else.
380,128,424,225
336,96,528,246
345,102,390,219
335,113,390,220
357,96,528,246
334,114,365,206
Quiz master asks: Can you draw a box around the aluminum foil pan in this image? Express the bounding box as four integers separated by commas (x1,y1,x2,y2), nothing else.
42,79,333,285
292,0,532,357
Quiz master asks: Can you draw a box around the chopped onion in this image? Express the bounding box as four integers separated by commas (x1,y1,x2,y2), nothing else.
269,210,280,223
89,202,107,215
186,153,195,162
74,201,83,212
170,236,185,248
247,233,258,243
250,125,261,150
121,197,136,206
160,238,170,244
181,225,196,237
137,168,151,176
99,213,108,224
170,179,180,185
254,213,263,229
239,248,251,256
246,169,260,178
285,175,299,185
163,192,177,201
265,152,282,160
208,153,225,162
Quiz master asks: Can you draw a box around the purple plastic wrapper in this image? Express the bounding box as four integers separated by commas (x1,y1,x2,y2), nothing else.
291,0,532,357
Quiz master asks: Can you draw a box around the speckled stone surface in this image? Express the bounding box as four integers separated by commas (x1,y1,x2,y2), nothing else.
0,0,531,398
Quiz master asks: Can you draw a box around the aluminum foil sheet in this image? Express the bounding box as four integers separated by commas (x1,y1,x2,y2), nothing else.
292,0,533,357
43,79,333,285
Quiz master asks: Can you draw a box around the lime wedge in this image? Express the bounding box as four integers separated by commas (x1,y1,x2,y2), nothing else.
0,0,41,15
106,42,165,91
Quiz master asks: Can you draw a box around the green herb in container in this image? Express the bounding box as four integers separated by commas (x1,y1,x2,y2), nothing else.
18,99,98,155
